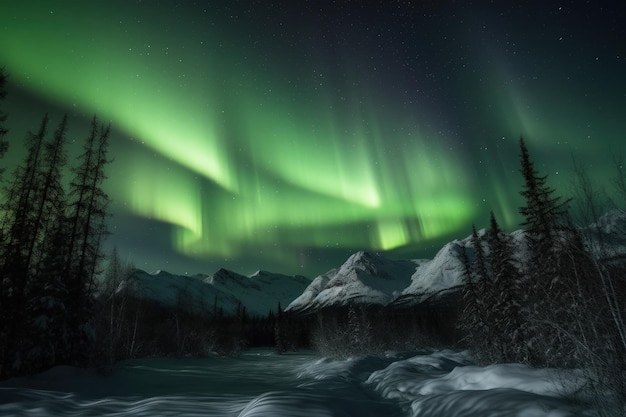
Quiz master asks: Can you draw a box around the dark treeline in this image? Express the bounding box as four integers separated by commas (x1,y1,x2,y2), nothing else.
0,67,111,378
95,252,310,365
96,247,459,363
309,304,458,359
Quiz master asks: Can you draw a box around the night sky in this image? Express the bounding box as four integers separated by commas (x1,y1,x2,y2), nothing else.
1,1,625,277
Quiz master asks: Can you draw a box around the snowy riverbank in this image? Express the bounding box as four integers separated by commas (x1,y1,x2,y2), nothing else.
0,349,596,417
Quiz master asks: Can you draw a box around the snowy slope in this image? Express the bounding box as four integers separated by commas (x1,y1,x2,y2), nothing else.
122,268,309,317
285,251,418,313
581,209,626,257
122,269,241,315
204,268,310,316
284,269,336,314
397,240,468,304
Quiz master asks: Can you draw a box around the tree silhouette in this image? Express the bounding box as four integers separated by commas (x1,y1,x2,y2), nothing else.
518,137,569,277
23,116,70,371
63,116,111,364
0,115,49,375
517,137,574,365
486,211,526,362
458,241,488,361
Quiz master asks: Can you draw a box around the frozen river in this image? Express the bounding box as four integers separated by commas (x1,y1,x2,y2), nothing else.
0,349,593,416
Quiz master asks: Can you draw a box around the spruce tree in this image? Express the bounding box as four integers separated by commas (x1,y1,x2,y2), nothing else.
26,220,70,372
471,225,498,361
63,116,111,365
457,228,500,363
471,225,490,297
274,302,286,353
26,115,68,276
458,243,485,358
518,137,571,365
518,137,569,277
487,211,526,363
24,116,70,371
1,115,48,272
0,115,49,376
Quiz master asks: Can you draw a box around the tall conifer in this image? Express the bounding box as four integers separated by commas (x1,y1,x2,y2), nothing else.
518,137,572,365
24,116,70,371
63,116,111,364
487,211,526,362
0,115,48,376
518,137,569,275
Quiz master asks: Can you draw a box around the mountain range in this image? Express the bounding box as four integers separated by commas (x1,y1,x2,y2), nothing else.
120,209,626,316
119,268,309,317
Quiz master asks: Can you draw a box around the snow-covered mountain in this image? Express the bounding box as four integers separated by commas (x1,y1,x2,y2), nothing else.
389,240,469,309
204,269,309,315
122,210,626,317
120,268,309,317
286,210,626,313
581,209,626,257
285,251,418,313
118,270,237,314
284,244,467,314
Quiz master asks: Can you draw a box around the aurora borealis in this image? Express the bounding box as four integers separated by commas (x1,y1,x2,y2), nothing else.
1,1,625,276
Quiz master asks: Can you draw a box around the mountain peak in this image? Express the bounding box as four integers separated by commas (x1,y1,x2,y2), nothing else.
346,250,379,263
286,251,417,312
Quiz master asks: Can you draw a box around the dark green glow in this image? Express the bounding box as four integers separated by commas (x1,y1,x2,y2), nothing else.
1,2,624,275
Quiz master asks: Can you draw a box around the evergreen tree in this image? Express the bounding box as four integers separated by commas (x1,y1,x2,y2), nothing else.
518,137,569,282
1,115,48,272
0,107,113,375
274,302,287,353
471,225,490,298
458,242,487,358
26,220,70,372
23,116,70,372
0,115,49,376
486,211,526,363
63,116,111,365
518,137,569,235
469,225,496,362
518,137,573,365
26,115,68,276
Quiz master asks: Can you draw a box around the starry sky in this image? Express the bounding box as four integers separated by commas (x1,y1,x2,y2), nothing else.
1,1,625,277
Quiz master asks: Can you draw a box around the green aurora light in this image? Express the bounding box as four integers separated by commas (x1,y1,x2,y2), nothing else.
1,1,625,275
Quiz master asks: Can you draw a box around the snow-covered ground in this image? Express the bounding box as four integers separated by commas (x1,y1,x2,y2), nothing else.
0,349,595,417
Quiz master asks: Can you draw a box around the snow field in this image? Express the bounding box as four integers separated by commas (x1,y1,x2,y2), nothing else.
0,349,595,417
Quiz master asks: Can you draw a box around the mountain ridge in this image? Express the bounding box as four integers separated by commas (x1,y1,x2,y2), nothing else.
119,209,626,317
